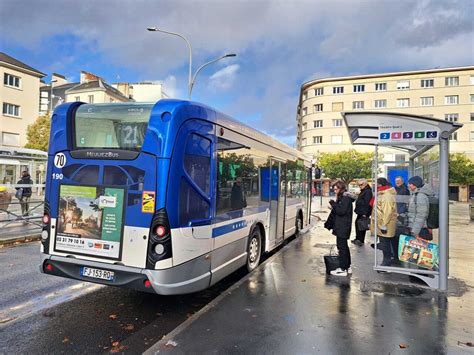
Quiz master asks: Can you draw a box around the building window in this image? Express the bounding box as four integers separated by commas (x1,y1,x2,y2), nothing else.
449,132,457,141
313,136,322,144
303,91,308,100
420,97,434,106
352,101,364,109
2,132,20,146
88,95,94,104
375,82,386,91
471,113,474,121
470,131,474,141
333,86,344,94
75,96,80,102
2,103,20,117
396,98,410,107
314,104,323,112
314,87,324,96
445,76,459,86
421,79,434,88
302,107,307,116
302,123,307,131
470,76,474,85
3,73,21,88
332,102,344,111
313,120,323,128
396,81,410,90
331,135,343,144
471,95,474,103
353,84,365,93
445,95,458,105
445,114,458,122
333,119,343,127
374,99,387,108
301,138,307,146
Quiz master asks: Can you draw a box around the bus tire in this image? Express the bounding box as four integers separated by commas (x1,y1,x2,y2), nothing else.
246,228,262,272
295,214,303,237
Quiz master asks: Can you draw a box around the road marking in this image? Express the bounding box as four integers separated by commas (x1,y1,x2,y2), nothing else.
0,282,101,327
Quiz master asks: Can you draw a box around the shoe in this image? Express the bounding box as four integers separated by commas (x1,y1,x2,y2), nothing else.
350,239,357,244
330,268,348,276
347,266,353,274
370,243,382,250
354,240,363,246
377,270,391,274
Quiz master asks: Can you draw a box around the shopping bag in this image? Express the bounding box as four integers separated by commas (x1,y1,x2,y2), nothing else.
15,188,23,200
323,245,339,274
398,234,439,270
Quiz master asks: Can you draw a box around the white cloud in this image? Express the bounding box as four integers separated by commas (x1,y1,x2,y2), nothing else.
208,64,240,91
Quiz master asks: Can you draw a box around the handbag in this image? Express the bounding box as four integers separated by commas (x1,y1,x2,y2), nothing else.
15,188,23,200
356,216,370,231
323,245,339,274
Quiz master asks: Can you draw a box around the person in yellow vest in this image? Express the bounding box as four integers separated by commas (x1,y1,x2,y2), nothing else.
370,177,397,267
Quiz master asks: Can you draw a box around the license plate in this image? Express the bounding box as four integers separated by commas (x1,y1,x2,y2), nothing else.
80,266,115,281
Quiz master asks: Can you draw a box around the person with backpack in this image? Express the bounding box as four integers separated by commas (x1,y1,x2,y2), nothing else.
16,171,33,216
407,176,434,241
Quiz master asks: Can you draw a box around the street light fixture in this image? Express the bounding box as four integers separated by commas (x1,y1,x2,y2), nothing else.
147,26,236,99
189,53,236,98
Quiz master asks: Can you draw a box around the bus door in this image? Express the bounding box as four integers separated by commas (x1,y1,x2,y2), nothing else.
269,159,285,246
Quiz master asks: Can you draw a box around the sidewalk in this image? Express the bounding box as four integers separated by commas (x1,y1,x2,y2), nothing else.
0,200,43,246
146,200,474,354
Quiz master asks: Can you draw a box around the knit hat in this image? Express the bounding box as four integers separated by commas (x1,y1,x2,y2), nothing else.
408,176,423,188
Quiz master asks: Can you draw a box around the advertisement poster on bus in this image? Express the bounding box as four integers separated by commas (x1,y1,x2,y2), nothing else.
55,185,125,259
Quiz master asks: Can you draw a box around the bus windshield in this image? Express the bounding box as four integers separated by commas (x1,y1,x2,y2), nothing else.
74,103,154,150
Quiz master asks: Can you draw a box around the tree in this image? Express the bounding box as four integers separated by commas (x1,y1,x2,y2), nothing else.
318,149,374,184
449,153,474,185
25,114,50,151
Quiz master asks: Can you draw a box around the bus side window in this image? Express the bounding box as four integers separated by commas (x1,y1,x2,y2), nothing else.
72,165,99,185
179,134,211,227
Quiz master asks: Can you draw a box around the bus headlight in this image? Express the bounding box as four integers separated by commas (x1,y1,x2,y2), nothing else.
154,243,165,255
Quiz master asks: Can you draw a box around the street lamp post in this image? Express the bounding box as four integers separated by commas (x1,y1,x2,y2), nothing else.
147,27,236,99
189,53,236,98
50,79,57,114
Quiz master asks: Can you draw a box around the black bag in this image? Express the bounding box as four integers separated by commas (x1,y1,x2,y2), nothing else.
323,246,339,274
416,194,439,229
324,210,335,231
356,216,370,231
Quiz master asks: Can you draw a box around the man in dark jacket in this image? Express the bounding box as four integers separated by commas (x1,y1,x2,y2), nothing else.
352,178,372,246
230,177,247,211
393,176,410,261
16,171,33,216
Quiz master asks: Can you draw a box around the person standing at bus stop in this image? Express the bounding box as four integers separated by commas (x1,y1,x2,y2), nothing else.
230,177,247,212
407,176,433,241
16,171,33,216
328,180,353,276
370,178,397,267
352,178,372,246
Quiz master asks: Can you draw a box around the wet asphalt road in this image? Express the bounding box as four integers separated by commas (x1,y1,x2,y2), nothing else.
0,241,248,353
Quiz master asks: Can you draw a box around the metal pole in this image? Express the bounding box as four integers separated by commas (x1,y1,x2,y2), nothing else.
147,27,192,99
409,158,415,177
374,144,379,268
439,136,449,291
189,54,236,98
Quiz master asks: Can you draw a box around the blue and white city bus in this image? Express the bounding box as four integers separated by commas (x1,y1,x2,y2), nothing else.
40,100,312,294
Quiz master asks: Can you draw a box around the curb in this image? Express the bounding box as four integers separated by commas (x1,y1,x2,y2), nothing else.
0,234,41,247
144,226,313,354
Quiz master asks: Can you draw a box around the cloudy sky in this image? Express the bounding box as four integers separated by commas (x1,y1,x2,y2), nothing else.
1,0,473,145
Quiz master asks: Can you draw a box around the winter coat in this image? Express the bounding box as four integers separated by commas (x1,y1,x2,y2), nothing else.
16,174,33,197
370,187,397,237
407,184,433,236
331,193,353,239
395,183,410,214
354,185,373,216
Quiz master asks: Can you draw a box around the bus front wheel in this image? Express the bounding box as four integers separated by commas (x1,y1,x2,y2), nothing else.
246,228,262,272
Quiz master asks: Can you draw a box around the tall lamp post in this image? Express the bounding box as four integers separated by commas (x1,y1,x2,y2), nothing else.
147,27,236,99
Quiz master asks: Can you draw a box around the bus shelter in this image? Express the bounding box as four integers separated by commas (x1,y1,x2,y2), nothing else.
342,112,462,291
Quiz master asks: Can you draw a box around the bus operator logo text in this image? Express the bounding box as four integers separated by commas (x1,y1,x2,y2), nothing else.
86,151,120,159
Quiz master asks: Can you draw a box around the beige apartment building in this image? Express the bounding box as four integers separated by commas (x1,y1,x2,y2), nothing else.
1,52,45,147
296,66,474,160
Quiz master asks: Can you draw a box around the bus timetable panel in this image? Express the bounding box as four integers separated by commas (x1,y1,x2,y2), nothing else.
40,99,312,295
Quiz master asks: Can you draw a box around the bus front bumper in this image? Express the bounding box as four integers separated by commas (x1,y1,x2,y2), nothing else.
40,254,211,295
